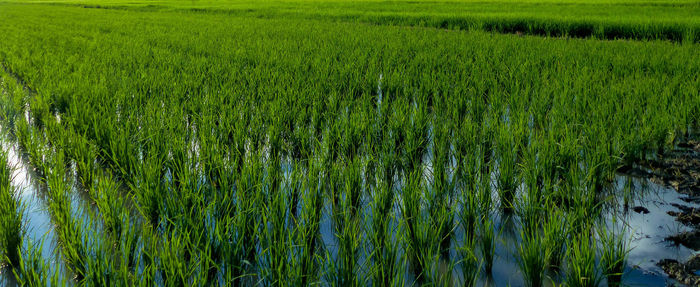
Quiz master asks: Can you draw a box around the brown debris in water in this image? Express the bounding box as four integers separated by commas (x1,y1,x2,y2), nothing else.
646,140,700,199
632,206,650,214
652,141,700,252
668,203,700,227
617,164,654,178
658,255,700,286
667,230,700,251
631,140,700,283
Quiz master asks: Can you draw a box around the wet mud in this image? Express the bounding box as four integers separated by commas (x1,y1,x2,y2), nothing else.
628,140,700,284
659,256,700,286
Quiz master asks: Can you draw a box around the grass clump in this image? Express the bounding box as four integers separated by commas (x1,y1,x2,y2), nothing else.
0,149,23,269
597,218,629,287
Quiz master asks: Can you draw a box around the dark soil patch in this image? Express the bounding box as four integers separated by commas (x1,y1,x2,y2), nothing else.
617,164,655,178
632,206,650,214
658,255,700,286
646,140,700,198
630,140,700,284
667,203,700,227
666,230,700,250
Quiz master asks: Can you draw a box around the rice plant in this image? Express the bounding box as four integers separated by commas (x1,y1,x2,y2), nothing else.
0,151,22,269
565,235,602,287
597,218,630,287
518,217,552,287
368,159,400,287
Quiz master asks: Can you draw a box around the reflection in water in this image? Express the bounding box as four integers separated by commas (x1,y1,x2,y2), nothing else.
0,130,696,286
610,175,699,286
0,136,57,285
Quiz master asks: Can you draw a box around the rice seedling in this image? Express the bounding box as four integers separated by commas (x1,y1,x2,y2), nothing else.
459,185,480,254
474,154,498,275
295,160,323,286
430,117,457,256
496,125,519,212
69,130,97,189
233,153,264,283
403,98,430,175
0,69,26,128
457,240,480,287
368,159,400,287
45,149,91,280
518,217,552,287
326,204,363,287
597,218,630,287
12,240,53,286
15,116,47,174
565,234,602,287
518,142,544,234
400,170,430,282
259,168,293,285
91,172,127,238
157,225,197,286
28,94,49,129
0,149,23,269
131,151,166,228
478,213,496,275
458,180,481,286
543,206,568,270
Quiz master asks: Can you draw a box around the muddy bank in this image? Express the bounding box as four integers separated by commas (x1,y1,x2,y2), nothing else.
659,256,700,286
648,141,700,202
628,140,700,284
668,203,700,227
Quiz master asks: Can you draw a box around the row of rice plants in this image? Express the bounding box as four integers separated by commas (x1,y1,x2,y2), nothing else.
12,0,699,43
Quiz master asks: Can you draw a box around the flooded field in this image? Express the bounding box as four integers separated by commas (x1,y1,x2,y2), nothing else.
0,1,698,286
1,129,699,286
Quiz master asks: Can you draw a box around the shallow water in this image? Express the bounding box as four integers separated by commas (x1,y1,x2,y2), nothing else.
1,132,698,286
0,137,57,285
0,133,82,285
610,175,699,286
5,140,57,260
315,167,698,286
482,173,699,287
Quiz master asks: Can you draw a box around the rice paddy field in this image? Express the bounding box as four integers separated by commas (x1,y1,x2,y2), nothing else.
0,0,698,286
